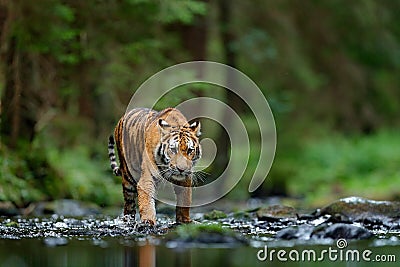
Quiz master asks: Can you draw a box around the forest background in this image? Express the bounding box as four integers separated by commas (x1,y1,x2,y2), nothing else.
1,0,399,209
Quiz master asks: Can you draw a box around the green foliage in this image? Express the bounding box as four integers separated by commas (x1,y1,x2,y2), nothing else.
0,0,208,207
0,146,44,206
158,0,207,24
284,129,400,206
2,0,400,209
235,0,400,131
0,124,121,207
13,1,80,64
46,147,121,206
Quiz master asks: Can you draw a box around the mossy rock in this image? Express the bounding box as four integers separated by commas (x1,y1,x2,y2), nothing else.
320,196,400,222
232,210,252,219
203,210,228,220
276,223,372,240
165,223,247,246
256,205,297,221
0,202,20,216
312,223,373,240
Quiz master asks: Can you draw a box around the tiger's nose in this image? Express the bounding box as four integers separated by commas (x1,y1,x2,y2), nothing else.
176,167,185,173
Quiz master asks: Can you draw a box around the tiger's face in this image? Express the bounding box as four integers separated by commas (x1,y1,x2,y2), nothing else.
156,118,201,181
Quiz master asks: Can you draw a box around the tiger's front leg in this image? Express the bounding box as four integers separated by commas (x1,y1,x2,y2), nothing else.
174,179,192,224
137,171,157,225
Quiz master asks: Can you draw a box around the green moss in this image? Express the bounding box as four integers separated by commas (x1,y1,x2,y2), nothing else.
203,210,228,220
5,221,19,227
166,223,249,245
174,223,236,240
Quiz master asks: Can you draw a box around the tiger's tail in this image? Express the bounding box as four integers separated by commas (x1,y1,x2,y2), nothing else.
108,135,121,176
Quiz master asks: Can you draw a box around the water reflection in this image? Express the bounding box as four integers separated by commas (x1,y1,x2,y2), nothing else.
124,243,156,267
0,238,399,267
124,242,191,267
139,244,156,267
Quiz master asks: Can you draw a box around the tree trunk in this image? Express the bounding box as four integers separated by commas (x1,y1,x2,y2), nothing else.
215,0,240,171
0,2,36,148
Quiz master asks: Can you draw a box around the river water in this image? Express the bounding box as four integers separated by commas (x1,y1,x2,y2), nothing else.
1,237,399,267
0,214,398,267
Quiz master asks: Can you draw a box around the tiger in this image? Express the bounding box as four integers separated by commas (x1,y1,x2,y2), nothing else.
108,107,201,225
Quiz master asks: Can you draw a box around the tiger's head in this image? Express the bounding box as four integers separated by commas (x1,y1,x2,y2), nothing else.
155,118,201,181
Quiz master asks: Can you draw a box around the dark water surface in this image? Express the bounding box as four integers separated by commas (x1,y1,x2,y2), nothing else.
0,214,399,267
1,237,399,267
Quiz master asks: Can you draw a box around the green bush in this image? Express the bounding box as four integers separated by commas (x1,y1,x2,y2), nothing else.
0,146,44,206
285,129,400,206
46,147,121,207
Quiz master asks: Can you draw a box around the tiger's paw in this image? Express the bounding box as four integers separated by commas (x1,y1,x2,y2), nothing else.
122,214,136,222
135,219,157,234
175,218,194,225
140,219,156,226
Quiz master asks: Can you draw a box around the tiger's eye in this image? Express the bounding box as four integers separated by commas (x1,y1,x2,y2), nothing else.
170,146,177,154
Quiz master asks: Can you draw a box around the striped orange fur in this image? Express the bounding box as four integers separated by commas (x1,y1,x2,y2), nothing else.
108,108,201,224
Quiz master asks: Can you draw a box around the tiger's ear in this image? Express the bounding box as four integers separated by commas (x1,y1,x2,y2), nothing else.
189,121,201,137
158,119,170,130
